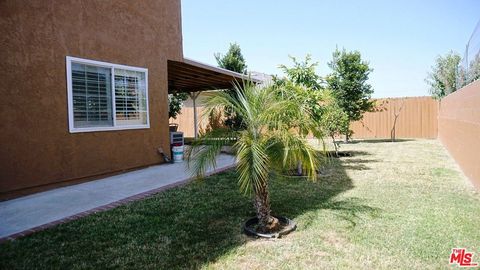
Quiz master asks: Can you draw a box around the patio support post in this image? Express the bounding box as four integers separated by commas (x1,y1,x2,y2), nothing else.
189,92,200,139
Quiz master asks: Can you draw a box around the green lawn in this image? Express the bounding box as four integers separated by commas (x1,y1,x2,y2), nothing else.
1,139,479,269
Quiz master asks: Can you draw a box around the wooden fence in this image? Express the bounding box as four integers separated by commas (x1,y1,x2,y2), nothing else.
437,80,480,189
350,97,438,139
171,91,480,189
170,94,209,138
171,95,439,139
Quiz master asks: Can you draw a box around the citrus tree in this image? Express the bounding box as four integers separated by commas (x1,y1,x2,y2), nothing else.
318,90,349,156
278,54,322,90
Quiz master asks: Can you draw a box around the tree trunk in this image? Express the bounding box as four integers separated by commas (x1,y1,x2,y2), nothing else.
254,183,280,233
345,131,349,143
297,161,303,176
391,100,404,143
391,112,401,142
331,135,338,157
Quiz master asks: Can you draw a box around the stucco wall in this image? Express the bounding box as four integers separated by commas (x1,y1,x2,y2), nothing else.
438,80,480,189
0,0,183,198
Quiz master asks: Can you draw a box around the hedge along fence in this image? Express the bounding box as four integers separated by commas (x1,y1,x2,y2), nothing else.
171,95,440,139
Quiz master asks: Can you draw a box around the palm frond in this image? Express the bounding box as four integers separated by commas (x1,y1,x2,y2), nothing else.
235,131,270,194
186,128,238,178
187,80,326,196
265,128,320,181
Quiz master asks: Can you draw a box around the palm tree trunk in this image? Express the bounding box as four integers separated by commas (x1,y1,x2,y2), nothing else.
297,161,303,176
254,182,279,233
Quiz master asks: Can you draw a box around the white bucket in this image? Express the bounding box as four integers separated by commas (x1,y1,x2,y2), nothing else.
172,146,184,163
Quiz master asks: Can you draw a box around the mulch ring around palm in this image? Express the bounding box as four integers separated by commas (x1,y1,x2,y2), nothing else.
243,216,297,238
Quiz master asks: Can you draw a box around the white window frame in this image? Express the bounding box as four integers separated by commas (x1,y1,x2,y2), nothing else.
66,56,150,133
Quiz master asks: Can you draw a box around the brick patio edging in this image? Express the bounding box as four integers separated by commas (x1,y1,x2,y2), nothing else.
0,164,236,243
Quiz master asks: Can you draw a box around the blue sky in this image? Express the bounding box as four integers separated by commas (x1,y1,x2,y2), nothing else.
181,0,480,97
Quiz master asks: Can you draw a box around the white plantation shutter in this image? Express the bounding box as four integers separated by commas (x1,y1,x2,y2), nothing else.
114,69,147,126
67,57,149,133
71,63,113,127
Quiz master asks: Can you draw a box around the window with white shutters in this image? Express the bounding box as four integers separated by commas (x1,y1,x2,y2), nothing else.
114,69,148,126
71,63,113,128
66,56,149,133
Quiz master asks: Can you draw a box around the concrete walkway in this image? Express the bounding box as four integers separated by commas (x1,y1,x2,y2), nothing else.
0,154,236,239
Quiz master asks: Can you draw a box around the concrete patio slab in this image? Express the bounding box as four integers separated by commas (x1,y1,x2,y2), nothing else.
0,154,236,240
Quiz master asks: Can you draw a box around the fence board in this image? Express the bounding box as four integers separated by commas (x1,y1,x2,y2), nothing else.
350,97,438,139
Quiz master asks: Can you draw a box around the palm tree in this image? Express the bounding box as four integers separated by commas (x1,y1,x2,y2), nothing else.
187,82,320,233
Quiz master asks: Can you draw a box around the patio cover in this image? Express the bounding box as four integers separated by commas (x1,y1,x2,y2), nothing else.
167,58,260,138
168,58,258,92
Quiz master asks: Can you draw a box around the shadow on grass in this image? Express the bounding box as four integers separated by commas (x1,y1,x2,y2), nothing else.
324,150,372,158
343,138,414,144
0,154,380,269
339,158,378,171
